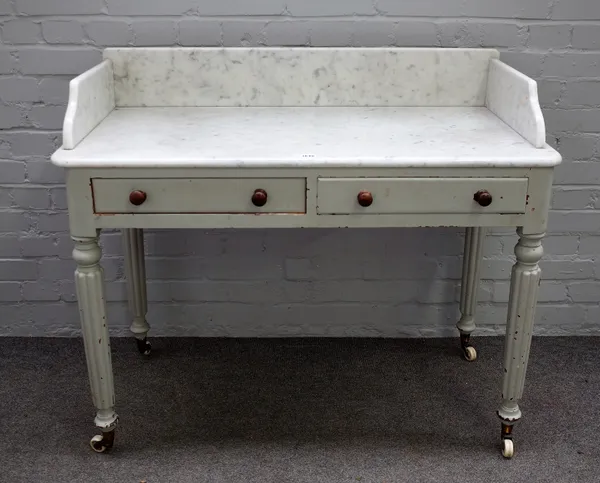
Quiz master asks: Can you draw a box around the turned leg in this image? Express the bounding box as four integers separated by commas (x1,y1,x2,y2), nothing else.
73,235,118,452
497,229,544,459
122,228,151,355
456,227,485,361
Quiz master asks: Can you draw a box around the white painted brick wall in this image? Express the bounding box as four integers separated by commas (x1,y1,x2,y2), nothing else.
1,0,600,337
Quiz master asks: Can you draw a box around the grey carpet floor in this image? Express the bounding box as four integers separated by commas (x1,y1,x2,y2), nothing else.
0,336,599,483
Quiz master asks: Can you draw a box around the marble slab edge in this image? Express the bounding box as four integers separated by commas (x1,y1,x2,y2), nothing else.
61,59,115,150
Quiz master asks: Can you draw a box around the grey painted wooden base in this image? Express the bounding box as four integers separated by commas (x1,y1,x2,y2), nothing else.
456,227,485,361
72,235,118,445
497,229,544,458
122,228,151,354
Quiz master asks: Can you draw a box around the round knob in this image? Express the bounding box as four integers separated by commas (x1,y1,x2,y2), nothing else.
129,190,147,206
474,190,492,207
357,190,373,207
251,188,268,207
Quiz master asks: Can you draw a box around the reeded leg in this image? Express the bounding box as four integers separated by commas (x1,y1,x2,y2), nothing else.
456,227,485,361
73,235,118,452
122,228,151,355
497,229,544,459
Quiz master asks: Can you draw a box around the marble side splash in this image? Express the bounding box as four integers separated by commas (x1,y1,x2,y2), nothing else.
104,47,499,108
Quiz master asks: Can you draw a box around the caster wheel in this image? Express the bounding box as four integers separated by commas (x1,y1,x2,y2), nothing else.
136,338,151,356
502,439,514,459
463,345,477,361
90,432,114,453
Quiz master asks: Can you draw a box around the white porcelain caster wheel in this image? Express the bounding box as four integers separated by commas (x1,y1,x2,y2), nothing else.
502,439,514,459
136,338,151,356
90,431,115,453
463,345,477,361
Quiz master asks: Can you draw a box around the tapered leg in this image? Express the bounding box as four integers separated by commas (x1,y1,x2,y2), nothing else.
497,229,544,459
122,228,151,355
456,227,485,361
73,235,118,452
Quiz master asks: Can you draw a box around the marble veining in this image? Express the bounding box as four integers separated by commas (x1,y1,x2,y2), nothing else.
103,47,499,108
486,59,546,148
63,59,115,150
52,106,561,168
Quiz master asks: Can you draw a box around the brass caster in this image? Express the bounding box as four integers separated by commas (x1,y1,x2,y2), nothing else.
460,333,477,361
463,345,477,361
136,337,151,356
90,430,115,453
502,439,514,458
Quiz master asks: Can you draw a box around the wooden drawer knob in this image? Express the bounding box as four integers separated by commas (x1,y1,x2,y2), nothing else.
251,188,268,207
357,190,373,207
474,190,492,207
129,190,147,206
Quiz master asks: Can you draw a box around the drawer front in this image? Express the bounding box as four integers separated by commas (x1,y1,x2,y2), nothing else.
317,178,528,215
92,178,306,214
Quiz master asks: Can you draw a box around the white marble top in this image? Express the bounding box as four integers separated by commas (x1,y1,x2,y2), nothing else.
52,107,561,168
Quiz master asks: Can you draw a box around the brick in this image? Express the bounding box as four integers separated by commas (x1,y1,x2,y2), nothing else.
541,260,595,279
552,1,600,20
0,159,25,183
549,211,600,232
307,20,353,47
29,105,67,130
6,132,56,157
536,304,586,326
132,20,177,46
0,259,37,280
285,256,362,280
438,21,481,48
480,258,515,280
0,105,25,129
0,211,30,232
493,281,568,303
26,159,64,183
199,0,285,15
537,80,563,108
353,20,395,47
0,0,13,14
552,188,596,210
178,19,221,46
572,25,600,50
266,21,310,46
394,21,438,47
42,20,85,44
35,212,70,232
39,77,70,105
86,21,133,47
0,50,16,74
10,187,51,210
463,0,550,18
500,51,544,78
311,280,418,303
22,281,60,301
579,236,600,255
20,236,60,257
16,0,105,14
568,282,600,302
562,81,600,108
50,188,68,210
2,19,41,45
377,0,462,17
0,282,21,301
481,23,523,48
0,236,20,256
0,77,39,102
39,257,120,281
545,110,600,134
558,135,597,161
541,235,579,255
106,0,198,15
222,21,267,47
528,24,571,49
554,161,600,185
18,48,102,75
288,0,372,16
542,53,600,78
366,256,440,280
